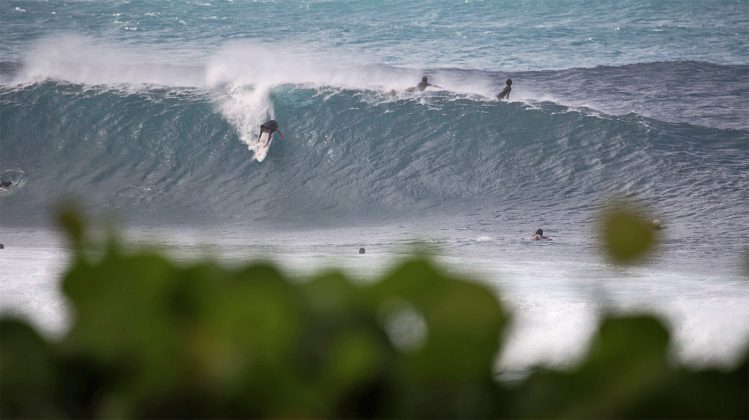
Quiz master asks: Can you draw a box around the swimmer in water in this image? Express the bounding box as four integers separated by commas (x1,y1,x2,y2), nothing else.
405,75,441,93
530,228,551,240
497,78,512,100
417,75,440,91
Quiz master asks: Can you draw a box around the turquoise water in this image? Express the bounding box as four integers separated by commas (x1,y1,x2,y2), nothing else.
1,0,748,369
2,0,748,69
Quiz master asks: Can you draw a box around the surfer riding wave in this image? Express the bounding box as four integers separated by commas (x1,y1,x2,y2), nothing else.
257,120,284,147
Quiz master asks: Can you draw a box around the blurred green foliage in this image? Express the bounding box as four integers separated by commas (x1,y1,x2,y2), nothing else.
1,208,747,419
600,205,657,264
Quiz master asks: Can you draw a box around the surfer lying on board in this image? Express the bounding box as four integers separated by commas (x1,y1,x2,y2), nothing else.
257,120,284,147
530,228,551,240
405,76,441,93
497,78,512,100
0,181,12,189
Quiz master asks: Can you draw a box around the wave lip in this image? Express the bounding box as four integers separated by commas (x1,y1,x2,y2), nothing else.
4,35,746,130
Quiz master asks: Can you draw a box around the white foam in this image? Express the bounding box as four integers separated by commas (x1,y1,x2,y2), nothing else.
498,297,597,369
214,83,274,151
491,262,749,370
10,34,513,98
11,34,205,88
203,40,422,92
10,35,464,146
3,226,748,372
10,34,569,143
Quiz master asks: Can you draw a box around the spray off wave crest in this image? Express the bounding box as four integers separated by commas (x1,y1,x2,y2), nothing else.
5,34,748,135
4,35,487,148
7,35,492,92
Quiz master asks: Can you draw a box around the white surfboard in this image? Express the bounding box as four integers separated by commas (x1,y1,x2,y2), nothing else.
253,131,273,162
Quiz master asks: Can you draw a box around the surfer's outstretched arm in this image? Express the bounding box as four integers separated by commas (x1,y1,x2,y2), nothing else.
277,129,284,139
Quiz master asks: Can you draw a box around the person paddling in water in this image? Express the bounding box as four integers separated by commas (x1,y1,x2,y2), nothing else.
530,228,551,241
405,75,441,93
257,120,284,147
497,78,512,100
417,75,440,91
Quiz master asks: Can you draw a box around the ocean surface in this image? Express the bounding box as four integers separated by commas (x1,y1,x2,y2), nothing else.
1,0,748,371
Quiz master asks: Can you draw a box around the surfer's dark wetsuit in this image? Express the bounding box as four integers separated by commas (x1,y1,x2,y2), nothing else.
0,181,12,188
260,120,279,134
497,78,512,100
416,76,440,92
258,120,284,146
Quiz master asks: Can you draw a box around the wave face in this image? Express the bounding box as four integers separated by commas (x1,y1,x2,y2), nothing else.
1,74,747,235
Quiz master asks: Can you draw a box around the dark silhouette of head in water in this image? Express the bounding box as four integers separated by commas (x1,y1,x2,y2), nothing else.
530,228,551,241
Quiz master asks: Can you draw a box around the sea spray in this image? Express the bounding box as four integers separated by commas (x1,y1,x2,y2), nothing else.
217,83,274,153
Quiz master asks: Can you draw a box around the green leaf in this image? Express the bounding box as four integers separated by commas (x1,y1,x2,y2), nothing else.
602,206,656,264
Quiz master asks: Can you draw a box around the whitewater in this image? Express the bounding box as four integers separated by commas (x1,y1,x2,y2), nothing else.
1,0,748,372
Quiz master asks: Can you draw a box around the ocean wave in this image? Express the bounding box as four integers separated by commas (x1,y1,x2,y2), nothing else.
1,82,746,227
2,34,747,130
